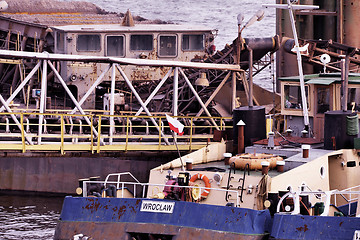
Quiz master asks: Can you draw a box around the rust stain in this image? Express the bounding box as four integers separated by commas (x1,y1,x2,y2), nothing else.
84,198,100,213
129,205,136,214
296,224,309,232
339,221,343,227
117,205,126,219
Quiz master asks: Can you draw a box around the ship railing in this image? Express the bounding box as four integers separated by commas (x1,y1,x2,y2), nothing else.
82,180,240,207
0,111,232,153
277,188,360,217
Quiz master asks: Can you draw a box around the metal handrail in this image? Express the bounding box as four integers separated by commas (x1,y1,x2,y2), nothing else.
0,112,232,153
277,188,360,216
82,180,240,207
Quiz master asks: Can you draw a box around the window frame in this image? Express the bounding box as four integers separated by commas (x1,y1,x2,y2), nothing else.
157,34,178,58
105,34,126,57
76,34,101,52
181,33,205,51
130,34,154,51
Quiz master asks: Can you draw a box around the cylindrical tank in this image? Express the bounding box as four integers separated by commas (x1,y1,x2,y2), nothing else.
343,0,360,48
233,106,266,146
324,111,357,150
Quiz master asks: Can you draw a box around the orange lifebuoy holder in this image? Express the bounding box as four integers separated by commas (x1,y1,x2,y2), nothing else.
190,173,211,199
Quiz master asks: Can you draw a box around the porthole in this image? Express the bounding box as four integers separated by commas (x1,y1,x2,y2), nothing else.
320,166,325,179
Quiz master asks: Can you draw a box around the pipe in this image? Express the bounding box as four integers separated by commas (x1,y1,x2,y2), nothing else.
173,67,179,116
38,59,48,144
109,64,116,144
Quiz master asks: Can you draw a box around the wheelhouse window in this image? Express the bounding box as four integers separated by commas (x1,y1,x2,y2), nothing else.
316,87,330,113
56,32,64,51
182,34,204,51
348,87,360,111
284,85,309,110
158,35,177,57
77,34,101,51
106,35,125,56
130,35,153,51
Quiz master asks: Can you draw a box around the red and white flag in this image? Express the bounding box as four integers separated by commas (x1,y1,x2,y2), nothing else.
165,114,184,136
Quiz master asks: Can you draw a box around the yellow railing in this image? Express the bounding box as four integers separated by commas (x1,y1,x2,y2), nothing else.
0,112,232,154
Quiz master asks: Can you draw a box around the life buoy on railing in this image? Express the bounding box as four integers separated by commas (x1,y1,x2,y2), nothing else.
190,173,211,200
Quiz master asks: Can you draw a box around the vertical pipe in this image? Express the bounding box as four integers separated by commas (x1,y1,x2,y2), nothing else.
248,48,253,107
341,58,345,111
232,71,237,111
97,115,102,153
337,0,344,44
287,0,310,128
20,113,25,153
38,60,47,144
341,55,350,111
238,123,245,154
61,114,64,155
90,116,94,154
173,67,179,116
109,63,116,144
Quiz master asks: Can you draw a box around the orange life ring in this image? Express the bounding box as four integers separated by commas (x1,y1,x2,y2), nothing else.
190,173,211,199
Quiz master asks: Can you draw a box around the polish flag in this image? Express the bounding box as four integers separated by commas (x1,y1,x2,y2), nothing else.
165,114,184,136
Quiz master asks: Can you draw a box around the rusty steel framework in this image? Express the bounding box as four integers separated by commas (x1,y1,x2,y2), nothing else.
276,0,360,84
283,38,360,73
0,49,244,152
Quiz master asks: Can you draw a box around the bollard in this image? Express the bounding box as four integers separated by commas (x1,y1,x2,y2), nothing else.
276,160,285,172
185,158,193,170
302,145,310,158
261,161,270,175
223,153,232,165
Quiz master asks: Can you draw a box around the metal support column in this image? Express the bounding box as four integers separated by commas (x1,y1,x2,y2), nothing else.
232,71,237,111
47,61,101,141
109,63,116,144
116,64,170,145
38,60,47,144
287,0,310,129
173,67,179,116
248,48,254,107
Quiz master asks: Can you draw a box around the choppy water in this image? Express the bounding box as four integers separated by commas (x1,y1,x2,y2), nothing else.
0,195,63,240
0,0,276,239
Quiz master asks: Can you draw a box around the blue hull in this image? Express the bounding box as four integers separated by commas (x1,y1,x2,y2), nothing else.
54,196,272,240
271,213,360,240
